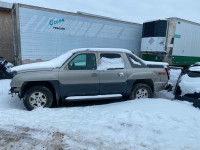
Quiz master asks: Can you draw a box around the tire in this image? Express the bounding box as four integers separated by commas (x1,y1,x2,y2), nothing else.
129,83,152,100
23,86,53,111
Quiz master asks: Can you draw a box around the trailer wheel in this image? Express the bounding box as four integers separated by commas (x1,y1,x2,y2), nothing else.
130,83,152,100
23,86,53,111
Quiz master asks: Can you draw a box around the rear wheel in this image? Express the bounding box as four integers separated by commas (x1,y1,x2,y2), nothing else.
129,83,152,100
23,86,53,111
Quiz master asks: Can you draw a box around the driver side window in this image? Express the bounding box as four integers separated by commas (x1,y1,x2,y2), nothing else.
68,53,96,70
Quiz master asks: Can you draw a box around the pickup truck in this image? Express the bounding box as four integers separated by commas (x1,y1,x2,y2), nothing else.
10,48,169,110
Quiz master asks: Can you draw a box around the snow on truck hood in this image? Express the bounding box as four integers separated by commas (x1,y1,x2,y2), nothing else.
11,48,168,72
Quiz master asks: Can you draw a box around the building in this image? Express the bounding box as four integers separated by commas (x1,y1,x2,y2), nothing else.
0,1,14,64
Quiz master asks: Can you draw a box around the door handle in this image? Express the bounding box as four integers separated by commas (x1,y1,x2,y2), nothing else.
91,73,97,77
118,72,124,77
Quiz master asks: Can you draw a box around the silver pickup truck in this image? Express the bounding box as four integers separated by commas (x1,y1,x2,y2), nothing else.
10,48,169,110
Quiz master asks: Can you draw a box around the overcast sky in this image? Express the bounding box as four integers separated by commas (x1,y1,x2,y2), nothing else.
2,0,200,24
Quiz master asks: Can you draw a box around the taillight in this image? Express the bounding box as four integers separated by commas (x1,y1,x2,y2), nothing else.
165,67,170,79
158,72,167,75
165,67,170,72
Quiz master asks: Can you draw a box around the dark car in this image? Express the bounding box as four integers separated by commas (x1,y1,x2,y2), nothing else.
174,65,200,108
0,56,3,62
0,57,14,79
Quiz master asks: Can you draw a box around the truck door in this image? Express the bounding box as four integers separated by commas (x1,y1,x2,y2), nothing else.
59,52,99,97
98,52,127,94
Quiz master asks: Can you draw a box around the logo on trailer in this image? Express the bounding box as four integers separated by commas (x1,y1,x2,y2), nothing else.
49,18,65,26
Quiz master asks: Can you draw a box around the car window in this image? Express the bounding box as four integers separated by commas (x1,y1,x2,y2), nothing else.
127,54,144,68
187,71,200,78
68,53,96,70
100,54,121,59
129,56,141,66
97,53,124,70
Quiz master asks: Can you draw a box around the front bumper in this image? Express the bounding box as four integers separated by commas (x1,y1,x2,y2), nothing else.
9,87,21,97
10,87,20,93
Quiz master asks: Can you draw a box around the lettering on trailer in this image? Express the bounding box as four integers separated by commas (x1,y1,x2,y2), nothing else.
53,27,65,30
49,18,65,30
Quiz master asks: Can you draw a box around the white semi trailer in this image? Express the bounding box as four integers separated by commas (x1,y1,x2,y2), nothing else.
12,3,142,65
141,18,200,66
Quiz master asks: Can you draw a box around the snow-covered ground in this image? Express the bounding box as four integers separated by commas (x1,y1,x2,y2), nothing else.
1,69,200,150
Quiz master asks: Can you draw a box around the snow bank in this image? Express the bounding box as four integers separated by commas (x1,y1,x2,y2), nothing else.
11,48,132,72
1,97,200,149
1,79,200,149
0,80,24,110
97,57,124,70
179,74,200,96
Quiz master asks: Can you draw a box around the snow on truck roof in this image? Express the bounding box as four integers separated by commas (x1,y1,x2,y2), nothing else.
11,48,168,72
189,66,200,72
11,48,132,72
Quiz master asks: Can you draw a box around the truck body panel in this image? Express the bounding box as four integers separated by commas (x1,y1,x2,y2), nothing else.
13,4,142,65
141,18,200,66
172,20,200,65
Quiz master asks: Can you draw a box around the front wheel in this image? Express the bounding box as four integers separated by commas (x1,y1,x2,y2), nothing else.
130,83,152,100
23,86,53,111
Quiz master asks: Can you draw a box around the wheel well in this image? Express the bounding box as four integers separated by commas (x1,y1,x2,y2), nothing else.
133,79,154,92
21,81,56,101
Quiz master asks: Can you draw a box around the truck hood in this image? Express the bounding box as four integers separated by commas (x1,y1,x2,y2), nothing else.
10,60,61,73
10,49,75,72
14,68,54,74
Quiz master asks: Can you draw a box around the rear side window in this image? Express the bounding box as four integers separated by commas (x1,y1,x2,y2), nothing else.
68,53,96,70
98,53,124,70
187,71,200,78
127,54,144,68
100,54,121,59
129,56,141,66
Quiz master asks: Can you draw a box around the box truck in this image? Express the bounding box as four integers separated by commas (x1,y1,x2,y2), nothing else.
141,18,200,66
12,3,142,65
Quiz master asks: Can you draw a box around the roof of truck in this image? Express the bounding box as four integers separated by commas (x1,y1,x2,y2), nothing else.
11,48,133,72
11,48,169,72
74,48,133,53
